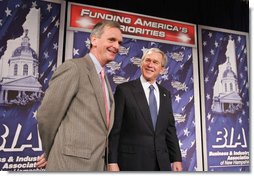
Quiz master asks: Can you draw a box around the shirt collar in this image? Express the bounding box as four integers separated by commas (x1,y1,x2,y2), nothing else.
140,75,158,92
89,53,103,74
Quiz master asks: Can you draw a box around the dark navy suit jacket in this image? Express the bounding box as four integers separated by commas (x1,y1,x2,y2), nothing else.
108,78,182,171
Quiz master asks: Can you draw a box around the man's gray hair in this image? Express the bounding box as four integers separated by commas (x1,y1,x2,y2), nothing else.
90,20,121,48
141,48,168,67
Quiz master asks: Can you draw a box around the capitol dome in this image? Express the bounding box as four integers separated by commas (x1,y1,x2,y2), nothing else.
10,29,38,61
12,45,38,60
8,29,39,78
222,67,236,79
222,58,236,79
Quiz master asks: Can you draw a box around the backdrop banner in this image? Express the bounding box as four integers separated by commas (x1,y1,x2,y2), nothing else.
198,25,250,171
66,2,201,171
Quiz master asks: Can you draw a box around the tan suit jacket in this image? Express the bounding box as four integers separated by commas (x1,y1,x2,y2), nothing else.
37,55,115,171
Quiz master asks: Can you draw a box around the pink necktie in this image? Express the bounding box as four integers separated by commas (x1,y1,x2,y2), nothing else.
100,68,110,128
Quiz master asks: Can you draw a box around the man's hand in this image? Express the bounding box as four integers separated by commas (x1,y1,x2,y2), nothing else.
107,163,120,171
171,161,183,171
36,153,47,168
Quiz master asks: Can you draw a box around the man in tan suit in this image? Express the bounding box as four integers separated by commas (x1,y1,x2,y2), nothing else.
36,20,123,171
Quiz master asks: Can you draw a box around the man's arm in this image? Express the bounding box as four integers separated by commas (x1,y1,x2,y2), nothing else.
108,85,126,171
37,61,79,158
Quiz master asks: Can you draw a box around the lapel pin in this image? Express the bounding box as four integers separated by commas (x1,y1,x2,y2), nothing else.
163,94,166,97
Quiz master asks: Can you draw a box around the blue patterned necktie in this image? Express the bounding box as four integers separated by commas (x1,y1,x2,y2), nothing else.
149,85,157,130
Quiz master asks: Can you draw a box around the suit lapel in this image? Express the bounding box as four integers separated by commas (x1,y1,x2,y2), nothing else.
155,85,168,133
82,55,108,128
132,79,154,131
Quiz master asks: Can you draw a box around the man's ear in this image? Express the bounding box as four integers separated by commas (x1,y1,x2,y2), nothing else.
159,67,166,75
90,35,97,47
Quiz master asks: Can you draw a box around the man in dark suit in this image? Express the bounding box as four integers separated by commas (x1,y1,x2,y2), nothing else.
107,48,182,171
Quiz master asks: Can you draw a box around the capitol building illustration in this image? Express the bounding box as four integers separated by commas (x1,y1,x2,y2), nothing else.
212,57,242,114
0,29,42,105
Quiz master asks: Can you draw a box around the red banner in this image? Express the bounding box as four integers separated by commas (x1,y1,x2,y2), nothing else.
68,3,196,47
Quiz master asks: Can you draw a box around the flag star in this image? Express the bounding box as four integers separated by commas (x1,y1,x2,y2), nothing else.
161,74,168,81
203,41,207,46
150,42,156,46
47,3,53,12
40,72,45,78
73,48,79,56
205,57,209,63
52,64,57,71
85,38,91,49
207,113,211,120
192,120,195,126
43,27,48,33
208,32,212,38
238,36,241,42
32,1,38,8
48,61,53,67
179,140,183,147
214,41,219,47
183,128,190,136
210,49,215,55
0,19,2,26
181,46,186,50
44,78,48,84
51,16,56,23
53,43,58,50
206,94,210,100
47,32,51,38
208,126,211,132
191,140,195,147
244,48,247,54
5,7,12,17
238,117,242,124
175,94,181,103
244,66,248,71
183,84,188,92
44,51,49,59
205,76,209,83
141,47,148,54
33,111,37,119
246,82,249,89
55,20,60,28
